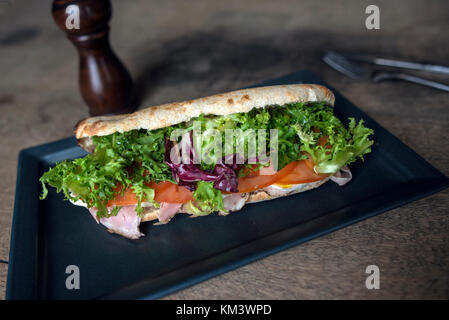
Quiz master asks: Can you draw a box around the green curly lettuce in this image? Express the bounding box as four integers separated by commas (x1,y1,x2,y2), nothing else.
186,102,373,174
39,129,171,218
289,103,374,174
184,181,226,216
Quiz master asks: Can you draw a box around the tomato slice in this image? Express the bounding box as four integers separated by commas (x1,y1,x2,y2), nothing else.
275,160,328,185
147,181,194,203
107,184,138,207
237,161,297,193
107,157,327,206
107,181,193,206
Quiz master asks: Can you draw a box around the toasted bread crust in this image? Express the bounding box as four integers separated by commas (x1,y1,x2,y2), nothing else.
75,84,334,142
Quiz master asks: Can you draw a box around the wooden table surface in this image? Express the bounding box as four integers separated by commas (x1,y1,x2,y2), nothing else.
1,0,448,299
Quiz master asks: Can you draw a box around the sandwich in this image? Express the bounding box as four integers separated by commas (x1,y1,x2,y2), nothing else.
39,84,374,239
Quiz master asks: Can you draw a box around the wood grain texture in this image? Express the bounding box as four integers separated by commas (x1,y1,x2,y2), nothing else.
0,0,448,299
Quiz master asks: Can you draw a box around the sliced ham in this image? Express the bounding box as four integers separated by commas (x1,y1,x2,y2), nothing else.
330,166,352,186
73,165,352,241
222,193,249,213
157,202,183,223
88,206,144,239
84,201,183,237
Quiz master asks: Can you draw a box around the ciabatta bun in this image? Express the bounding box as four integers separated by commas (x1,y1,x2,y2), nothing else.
75,84,334,151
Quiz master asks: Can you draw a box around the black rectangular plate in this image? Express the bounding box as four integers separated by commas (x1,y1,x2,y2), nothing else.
6,70,449,299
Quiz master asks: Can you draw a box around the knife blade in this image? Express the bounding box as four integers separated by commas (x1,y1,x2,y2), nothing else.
343,54,449,75
323,51,449,93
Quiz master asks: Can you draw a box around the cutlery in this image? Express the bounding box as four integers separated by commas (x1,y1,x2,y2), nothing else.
323,51,449,92
343,53,449,75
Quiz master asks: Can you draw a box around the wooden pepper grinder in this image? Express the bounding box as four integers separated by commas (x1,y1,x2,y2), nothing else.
52,0,135,116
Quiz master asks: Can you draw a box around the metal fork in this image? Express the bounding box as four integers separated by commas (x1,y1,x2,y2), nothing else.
323,51,449,93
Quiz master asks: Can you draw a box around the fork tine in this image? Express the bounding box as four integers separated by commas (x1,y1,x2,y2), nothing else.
323,51,367,80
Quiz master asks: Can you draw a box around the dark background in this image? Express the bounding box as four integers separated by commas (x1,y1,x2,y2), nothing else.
1,0,448,299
